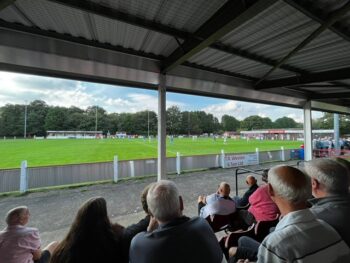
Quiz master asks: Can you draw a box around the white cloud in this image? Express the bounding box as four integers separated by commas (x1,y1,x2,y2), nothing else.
201,101,241,120
0,71,323,122
201,100,306,122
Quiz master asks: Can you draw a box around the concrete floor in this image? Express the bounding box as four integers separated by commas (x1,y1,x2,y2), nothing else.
0,161,296,246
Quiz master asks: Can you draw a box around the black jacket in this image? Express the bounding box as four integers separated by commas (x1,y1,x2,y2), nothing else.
129,216,223,263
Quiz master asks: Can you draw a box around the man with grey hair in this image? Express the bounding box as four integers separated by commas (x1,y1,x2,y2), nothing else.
0,206,58,263
129,180,226,263
257,165,350,262
304,158,350,247
229,165,350,263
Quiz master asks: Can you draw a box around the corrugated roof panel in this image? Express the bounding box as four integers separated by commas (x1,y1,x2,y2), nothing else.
287,30,350,72
15,0,93,40
292,0,350,36
92,14,179,56
0,0,180,57
340,80,350,85
0,5,32,26
188,48,294,79
92,0,228,33
220,1,319,61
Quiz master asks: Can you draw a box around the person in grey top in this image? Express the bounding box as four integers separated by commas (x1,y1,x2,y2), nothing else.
129,180,225,263
304,158,350,247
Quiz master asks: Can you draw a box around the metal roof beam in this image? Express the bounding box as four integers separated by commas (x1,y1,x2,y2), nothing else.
211,42,306,74
311,92,350,100
47,0,191,40
0,0,15,11
0,19,162,60
182,62,256,81
0,20,257,82
256,67,350,90
284,0,350,43
255,1,350,85
161,0,278,73
47,0,308,76
300,84,348,88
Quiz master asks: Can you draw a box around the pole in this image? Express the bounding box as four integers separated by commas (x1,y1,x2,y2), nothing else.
95,106,98,132
24,102,27,139
334,113,340,154
303,101,313,161
148,110,150,140
157,74,167,181
20,160,28,193
188,112,190,136
113,156,118,183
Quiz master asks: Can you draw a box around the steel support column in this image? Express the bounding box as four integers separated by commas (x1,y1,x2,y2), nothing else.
334,113,340,152
303,101,313,161
157,74,167,181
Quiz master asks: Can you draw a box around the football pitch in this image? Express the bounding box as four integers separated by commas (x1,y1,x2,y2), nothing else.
0,138,301,169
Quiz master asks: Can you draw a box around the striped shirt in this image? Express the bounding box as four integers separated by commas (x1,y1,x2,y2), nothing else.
257,209,350,263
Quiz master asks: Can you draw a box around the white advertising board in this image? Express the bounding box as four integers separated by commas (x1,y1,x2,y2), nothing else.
224,153,258,168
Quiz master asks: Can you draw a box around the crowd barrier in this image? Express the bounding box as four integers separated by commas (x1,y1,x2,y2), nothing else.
0,148,298,193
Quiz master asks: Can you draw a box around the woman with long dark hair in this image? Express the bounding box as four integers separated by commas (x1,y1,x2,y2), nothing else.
50,197,124,263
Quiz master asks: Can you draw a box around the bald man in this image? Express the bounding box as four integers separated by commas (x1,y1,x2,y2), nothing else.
198,182,236,218
233,175,258,207
0,206,58,263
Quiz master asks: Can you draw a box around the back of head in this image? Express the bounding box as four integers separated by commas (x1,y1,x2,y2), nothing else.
268,165,311,204
246,175,257,186
304,158,349,195
5,206,28,226
147,180,181,222
219,182,230,197
262,169,269,183
50,197,121,263
141,183,155,214
332,157,350,186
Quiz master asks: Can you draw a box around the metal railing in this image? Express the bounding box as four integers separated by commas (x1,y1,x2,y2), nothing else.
234,168,266,196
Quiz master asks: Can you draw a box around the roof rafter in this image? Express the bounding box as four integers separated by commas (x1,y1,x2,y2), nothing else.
0,19,255,82
47,0,308,77
256,67,350,90
311,92,350,100
48,0,191,40
255,1,350,85
0,19,162,60
284,0,350,43
161,0,278,73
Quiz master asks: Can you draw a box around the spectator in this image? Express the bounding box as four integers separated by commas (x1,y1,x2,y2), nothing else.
198,182,236,218
236,170,279,229
50,197,124,263
0,206,58,263
231,165,350,262
305,158,350,247
129,180,225,263
122,183,155,261
233,176,258,207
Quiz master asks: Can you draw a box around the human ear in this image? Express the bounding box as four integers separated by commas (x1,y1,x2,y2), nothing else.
268,183,275,197
179,196,184,211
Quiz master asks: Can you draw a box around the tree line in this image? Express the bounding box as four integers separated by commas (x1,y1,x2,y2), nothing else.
1,100,344,138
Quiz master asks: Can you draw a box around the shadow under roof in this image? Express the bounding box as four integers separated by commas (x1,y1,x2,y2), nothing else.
0,0,350,113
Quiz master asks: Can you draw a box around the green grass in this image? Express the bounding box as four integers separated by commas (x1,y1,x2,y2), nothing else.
0,138,301,169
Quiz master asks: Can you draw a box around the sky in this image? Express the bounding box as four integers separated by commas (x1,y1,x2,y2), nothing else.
0,71,323,123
